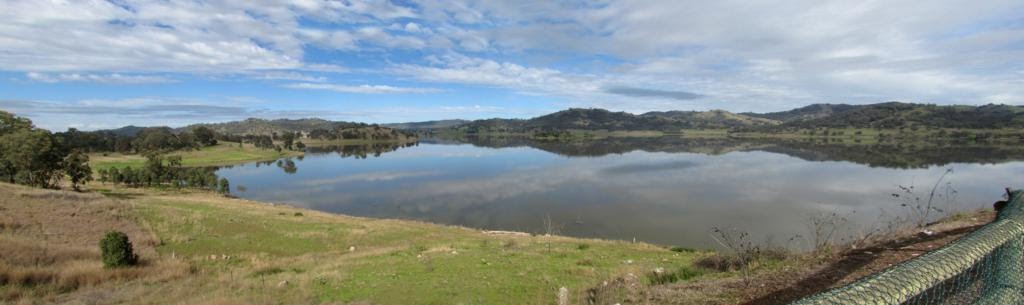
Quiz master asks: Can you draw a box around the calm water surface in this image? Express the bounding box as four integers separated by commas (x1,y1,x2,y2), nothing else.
216,138,1024,249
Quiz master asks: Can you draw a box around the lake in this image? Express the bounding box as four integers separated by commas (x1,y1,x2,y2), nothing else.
216,137,1024,250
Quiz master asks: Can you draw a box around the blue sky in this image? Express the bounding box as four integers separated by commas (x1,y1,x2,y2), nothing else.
1,0,1023,131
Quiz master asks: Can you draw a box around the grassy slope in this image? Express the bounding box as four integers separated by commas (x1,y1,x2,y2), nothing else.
88,142,302,172
2,183,995,304
4,183,702,304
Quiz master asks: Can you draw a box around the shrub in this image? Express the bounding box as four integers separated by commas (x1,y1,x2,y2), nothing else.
669,246,695,253
647,266,706,285
100,231,137,268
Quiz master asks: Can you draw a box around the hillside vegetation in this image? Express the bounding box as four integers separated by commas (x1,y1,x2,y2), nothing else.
186,118,414,140
452,108,779,133
439,102,1024,134
381,119,470,130
745,102,1024,129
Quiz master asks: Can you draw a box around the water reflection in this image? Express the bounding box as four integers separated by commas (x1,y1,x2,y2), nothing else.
217,138,1024,250
450,136,1024,169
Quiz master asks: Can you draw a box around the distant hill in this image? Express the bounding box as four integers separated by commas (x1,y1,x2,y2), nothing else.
184,118,371,136
741,104,859,122
452,102,1024,133
93,102,1024,137
747,102,1024,129
97,125,148,137
453,108,778,133
382,119,469,130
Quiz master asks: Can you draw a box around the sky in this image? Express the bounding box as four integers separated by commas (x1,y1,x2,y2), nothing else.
1,0,1023,131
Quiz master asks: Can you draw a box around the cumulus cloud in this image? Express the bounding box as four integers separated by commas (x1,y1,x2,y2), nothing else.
1,0,1023,125
392,54,602,97
25,72,175,84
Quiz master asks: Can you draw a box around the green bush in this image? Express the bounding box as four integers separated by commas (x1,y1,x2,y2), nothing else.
100,231,138,268
647,266,706,285
669,246,695,253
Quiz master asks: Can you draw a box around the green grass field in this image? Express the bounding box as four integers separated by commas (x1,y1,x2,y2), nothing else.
88,142,301,172
101,187,707,304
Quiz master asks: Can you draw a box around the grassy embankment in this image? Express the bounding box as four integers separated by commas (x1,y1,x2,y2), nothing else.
0,180,999,304
0,182,715,304
3,180,995,305
88,142,302,173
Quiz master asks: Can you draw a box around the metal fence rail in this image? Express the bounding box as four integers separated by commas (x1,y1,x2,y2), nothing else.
789,190,1024,305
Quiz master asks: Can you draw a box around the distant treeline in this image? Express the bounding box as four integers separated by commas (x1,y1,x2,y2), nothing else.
97,154,229,193
57,122,415,154
56,126,219,153
190,117,416,144
0,111,231,192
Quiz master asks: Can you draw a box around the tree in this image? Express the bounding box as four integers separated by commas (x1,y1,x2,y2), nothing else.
295,141,306,150
192,126,218,146
0,111,32,135
63,149,92,191
98,168,109,184
99,231,137,268
282,132,296,150
109,167,121,186
142,153,165,186
133,127,183,152
218,178,230,194
0,128,66,187
166,156,183,187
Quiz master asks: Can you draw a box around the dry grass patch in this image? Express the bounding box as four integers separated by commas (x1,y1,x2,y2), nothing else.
0,183,187,303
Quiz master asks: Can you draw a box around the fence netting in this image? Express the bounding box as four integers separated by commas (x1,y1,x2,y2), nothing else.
789,190,1024,305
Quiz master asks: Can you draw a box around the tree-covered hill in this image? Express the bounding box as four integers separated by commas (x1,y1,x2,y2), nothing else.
451,108,779,133
381,119,469,130
747,102,1024,129
184,118,367,136
446,102,1024,133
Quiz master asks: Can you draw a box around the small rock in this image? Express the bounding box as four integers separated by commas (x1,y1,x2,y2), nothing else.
451,250,458,255
349,246,356,252
652,267,665,275
277,280,289,288
557,287,569,305
624,259,634,264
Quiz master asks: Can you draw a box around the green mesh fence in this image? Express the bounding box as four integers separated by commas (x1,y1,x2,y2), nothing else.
790,190,1024,305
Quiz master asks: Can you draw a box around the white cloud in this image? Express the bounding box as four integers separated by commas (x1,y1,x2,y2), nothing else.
401,0,1024,110
249,71,326,82
25,72,175,84
393,54,601,96
283,83,442,94
1,0,1023,117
